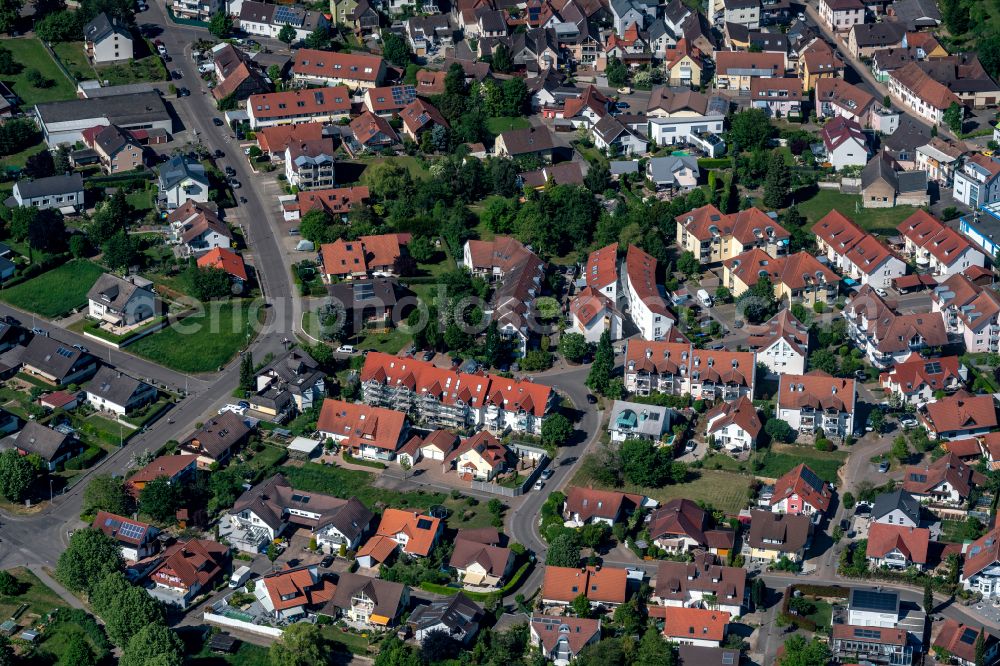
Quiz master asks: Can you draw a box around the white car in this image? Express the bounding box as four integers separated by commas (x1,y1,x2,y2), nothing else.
875,288,888,298
534,480,545,491
336,345,356,354
899,417,918,428
219,404,248,416
157,44,168,56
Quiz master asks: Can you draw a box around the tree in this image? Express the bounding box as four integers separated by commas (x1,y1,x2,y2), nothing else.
943,102,963,134
868,409,885,434
422,629,460,663
375,636,423,666
56,528,124,593
750,578,766,609
24,149,55,179
546,532,581,567
584,161,610,193
890,435,909,463
586,331,614,395
736,276,777,323
620,438,670,486
976,629,987,666
83,475,134,517
606,57,628,88
382,31,411,67
570,592,591,618
763,149,790,209
91,572,165,647
576,637,626,666
63,633,97,666
0,0,23,34
267,63,282,85
722,174,739,213
0,46,19,75
0,571,17,596
980,33,1000,81
269,623,332,666
923,579,934,614
729,108,774,152
0,118,37,156
303,25,331,49
0,449,34,502
492,42,513,73
764,418,794,444
0,636,11,666
36,10,83,41
69,234,90,260
239,353,254,392
558,332,589,363
27,208,66,252
139,476,180,523
635,627,675,666
541,413,573,449
208,10,233,37
677,250,700,277
779,635,831,666
612,598,644,636
277,23,296,44
188,265,233,300
102,230,138,272
119,622,182,666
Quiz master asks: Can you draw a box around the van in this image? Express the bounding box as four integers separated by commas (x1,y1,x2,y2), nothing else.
229,566,253,588
696,289,713,308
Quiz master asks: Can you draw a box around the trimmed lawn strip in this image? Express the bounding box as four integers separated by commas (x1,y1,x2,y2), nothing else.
0,260,105,318
320,626,370,655
357,155,431,184
939,519,968,544
572,467,751,515
485,116,530,134
794,189,917,235
96,55,169,85
0,566,69,619
0,38,77,105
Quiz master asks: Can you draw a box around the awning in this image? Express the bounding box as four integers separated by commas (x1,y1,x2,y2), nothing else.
369,614,391,626
463,572,486,585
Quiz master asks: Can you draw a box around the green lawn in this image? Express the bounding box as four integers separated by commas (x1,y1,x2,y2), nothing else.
701,444,847,484
35,609,111,665
128,299,263,373
794,189,918,235
939,519,969,544
0,136,47,171
0,37,77,105
321,625,370,655
572,466,751,515
75,413,135,449
357,155,431,184
126,186,156,212
353,327,412,354
51,41,96,81
805,599,833,629
0,567,69,619
190,640,270,666
281,462,447,510
486,116,531,135
0,260,105,318
96,56,168,85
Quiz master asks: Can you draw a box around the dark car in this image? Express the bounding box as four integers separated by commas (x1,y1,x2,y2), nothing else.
171,70,182,80
240,196,247,204
225,166,236,176
2,315,20,326
177,87,190,97
586,393,597,404
213,117,224,126
214,149,225,158
421,350,434,361
320,554,334,568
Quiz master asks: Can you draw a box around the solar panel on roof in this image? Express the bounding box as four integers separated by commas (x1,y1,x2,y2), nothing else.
117,522,146,541
851,589,898,612
56,347,74,358
416,518,433,530
799,465,823,490
274,5,303,26
925,361,942,374
960,628,979,645
854,628,882,640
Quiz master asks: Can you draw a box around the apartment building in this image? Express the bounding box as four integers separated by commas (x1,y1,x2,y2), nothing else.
676,204,790,264
897,210,984,277
776,371,856,437
812,210,905,289
292,49,386,89
844,286,947,368
623,340,756,401
247,88,351,129
722,249,841,307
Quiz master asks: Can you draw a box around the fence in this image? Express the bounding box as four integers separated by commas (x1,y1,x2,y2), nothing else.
470,455,549,497
204,612,284,638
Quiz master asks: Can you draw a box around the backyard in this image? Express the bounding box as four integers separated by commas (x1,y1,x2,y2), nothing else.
51,41,95,81
0,567,68,620
0,260,106,318
701,443,848,484
0,38,77,105
571,465,752,515
485,116,531,135
793,189,918,235
128,299,263,373
0,137,47,171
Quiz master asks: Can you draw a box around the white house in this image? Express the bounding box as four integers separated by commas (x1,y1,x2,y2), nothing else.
821,117,870,171
871,489,921,528
87,273,157,328
83,13,133,64
157,156,210,209
705,395,762,453
408,594,482,644
11,173,84,211
644,88,727,155
623,244,672,341
776,372,856,437
608,400,673,442
254,565,332,621
898,209,985,277
879,355,964,406
813,210,905,290
962,527,1000,600
847,588,900,628
651,553,747,617
568,287,624,343
745,310,809,376
85,366,158,415
953,154,1000,208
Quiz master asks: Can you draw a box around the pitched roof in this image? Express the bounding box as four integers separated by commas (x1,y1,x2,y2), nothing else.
647,86,710,115
350,111,400,146
167,200,231,246
676,204,790,244
329,572,406,620
498,126,554,154
248,87,351,120
563,486,644,523
296,186,370,216
374,508,441,556
408,593,483,636
815,77,875,117
197,247,247,282
649,498,707,543
184,410,251,459
356,534,398,564
449,538,512,575
84,12,130,43
964,526,1000,578
903,450,986,498
934,619,997,665
897,209,973,267
542,565,628,604
921,393,997,436
316,398,407,452
880,355,962,396
831,623,907,645
662,607,730,643
7,421,73,462
530,615,601,656
260,565,335,611
319,233,409,276
771,463,831,512
624,244,670,318
85,366,152,408
871,489,922,525
715,50,784,76
890,61,961,109
129,454,198,487
400,98,448,135
750,77,805,101
20,336,93,382
705,395,763,439
653,551,746,606
821,116,867,153
584,243,619,290
231,473,372,538
744,309,809,357
93,511,153,546
746,510,811,552
724,249,840,292
293,48,385,83
850,21,905,47
569,286,616,327
866,523,930,563
777,371,855,415
149,538,228,591
800,37,843,72
87,273,150,311
258,123,325,155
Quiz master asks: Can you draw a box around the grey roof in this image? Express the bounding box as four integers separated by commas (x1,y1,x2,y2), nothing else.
14,173,83,199
851,21,905,47
477,8,507,33
648,19,668,42
610,160,640,175
647,155,699,184
315,497,374,542
408,593,482,639
256,349,324,398
677,646,743,666
327,278,400,310
85,366,151,408
861,151,899,190
94,125,138,157
185,410,251,459
87,273,149,310
79,82,156,99
609,400,673,438
896,169,927,194
158,155,208,191
849,587,900,614
21,336,94,383
329,573,406,619
882,116,931,153
35,91,169,127
4,421,73,462
891,0,941,27
592,114,630,144
871,489,921,525
84,12,131,44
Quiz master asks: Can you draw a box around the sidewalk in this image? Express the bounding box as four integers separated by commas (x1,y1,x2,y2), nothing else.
29,565,85,611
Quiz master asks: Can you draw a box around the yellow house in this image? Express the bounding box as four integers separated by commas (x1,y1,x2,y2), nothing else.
798,38,845,92
448,431,511,482
663,40,703,88
675,204,791,265
747,511,810,563
723,248,842,307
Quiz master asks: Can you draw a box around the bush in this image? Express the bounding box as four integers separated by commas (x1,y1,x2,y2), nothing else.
815,438,834,452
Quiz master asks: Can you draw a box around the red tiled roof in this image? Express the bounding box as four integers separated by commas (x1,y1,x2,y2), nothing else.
903,451,986,498
415,69,447,94
260,565,335,611
750,76,805,101
374,508,441,556
815,78,874,117
350,111,400,146
934,619,997,664
531,615,601,656
93,511,153,546
715,51,784,75
625,244,670,317
777,371,856,415
257,122,325,154
129,454,198,487
922,393,997,436
563,486,644,523
964,526,1000,578
897,210,974,267
744,310,809,357
297,186,370,216
316,398,407,452
662,607,730,643
149,538,228,591
866,523,930,564
821,116,866,152
197,247,247,282
569,286,615,327
248,87,351,120
880,355,961,397
585,243,619,290
319,233,409,277
542,565,628,604
705,395,763,439
293,49,384,83
400,98,448,135
770,463,832,513
891,61,961,110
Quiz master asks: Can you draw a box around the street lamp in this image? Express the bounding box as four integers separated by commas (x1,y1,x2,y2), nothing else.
49,478,53,503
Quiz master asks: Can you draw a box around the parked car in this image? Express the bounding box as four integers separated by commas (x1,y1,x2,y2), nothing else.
684,441,696,453
213,117,224,126
336,345,355,354
533,480,545,491
72,344,89,353
170,70,182,80
854,369,868,381
177,87,190,97
878,459,890,473
586,393,597,404
541,468,554,480
320,554,334,568
229,566,253,588
421,350,434,361
899,417,918,429
214,149,225,159
219,404,248,416
31,327,47,337
875,288,888,298
225,166,236,176
239,197,247,204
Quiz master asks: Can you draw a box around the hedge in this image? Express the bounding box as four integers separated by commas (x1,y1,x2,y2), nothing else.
697,158,731,169
342,451,387,469
792,584,850,598
419,560,532,603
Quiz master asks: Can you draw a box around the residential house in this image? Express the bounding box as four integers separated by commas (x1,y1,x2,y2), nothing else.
408,594,482,644
247,88,351,129
861,150,929,208
749,77,804,119
722,249,841,308
797,37,845,92
820,116,870,171
10,173,84,211
146,538,228,610
363,85,417,117
815,77,898,133
255,565,336,621
608,400,674,443
158,156,209,209
933,620,1000,666
651,552,747,616
713,51,784,91
872,489,922,527
171,0,221,21
0,421,81,471
447,431,512,482
530,616,601,666
541,564,628,609
676,646,743,666
85,366,157,416
181,410,252,468
319,233,410,280
583,242,620,305
648,499,736,555
661,607,730,648
954,154,1000,208
20,336,98,385
520,162,586,190
770,463,832,517
345,111,400,155
644,87,727,155
494,126,555,160
365,508,443,558
413,430,459,462
705,395,763,453
776,371,856,437
359,352,554,436
933,274,1000,353
746,510,812,562
919,393,998,441
866,523,930,569
744,310,810,376
211,44,270,103
84,13,133,64
889,0,941,28
646,156,700,191
247,348,326,421
316,398,408,461
879,355,964,405
400,99,449,143
903,452,986,504
812,211,904,289
623,244,673,341
676,204,790,264
562,487,646,527
92,511,159,561
847,587,901,626
848,21,905,58
831,625,913,666
127,454,198,497
591,115,647,156
87,273,157,328
871,47,921,83
197,247,248,291
167,200,233,256
449,538,514,591
284,139,336,190
257,122,325,159
915,137,965,186
623,341,756,400
406,15,454,56
293,49,386,89
899,209,984,277
329,572,409,628
913,54,1000,109
663,39,704,87
887,61,961,125
963,527,1000,599
819,0,865,31
568,286,624,343
415,69,447,96
83,124,144,174
285,186,369,222
717,0,760,29
238,1,329,42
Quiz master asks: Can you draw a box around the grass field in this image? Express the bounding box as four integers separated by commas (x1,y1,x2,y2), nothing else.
486,116,531,135
794,189,917,235
0,137,47,171
321,626,370,655
129,299,262,373
572,466,751,515
701,444,847,483
97,56,168,85
51,41,96,81
0,567,69,619
939,519,970,544
281,462,447,509
0,38,77,105
353,327,411,354
357,155,431,184
0,260,105,318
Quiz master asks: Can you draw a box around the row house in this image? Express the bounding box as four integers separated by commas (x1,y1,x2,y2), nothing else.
887,62,961,125
722,248,841,308
651,552,747,616
879,355,965,406
918,54,1000,109
918,393,998,442
776,371,856,437
623,340,756,400
676,203,790,264
541,565,629,610
246,88,351,129
870,47,920,84
797,37,845,92
954,154,1000,208
359,352,554,436
749,77,804,119
931,273,1000,353
623,244,673,341
915,137,965,186
744,309,810,376
813,210,905,290
239,1,328,42
843,286,947,368
713,51,785,91
292,49,386,89
848,21,904,58
898,210,984,277
815,77,898,133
